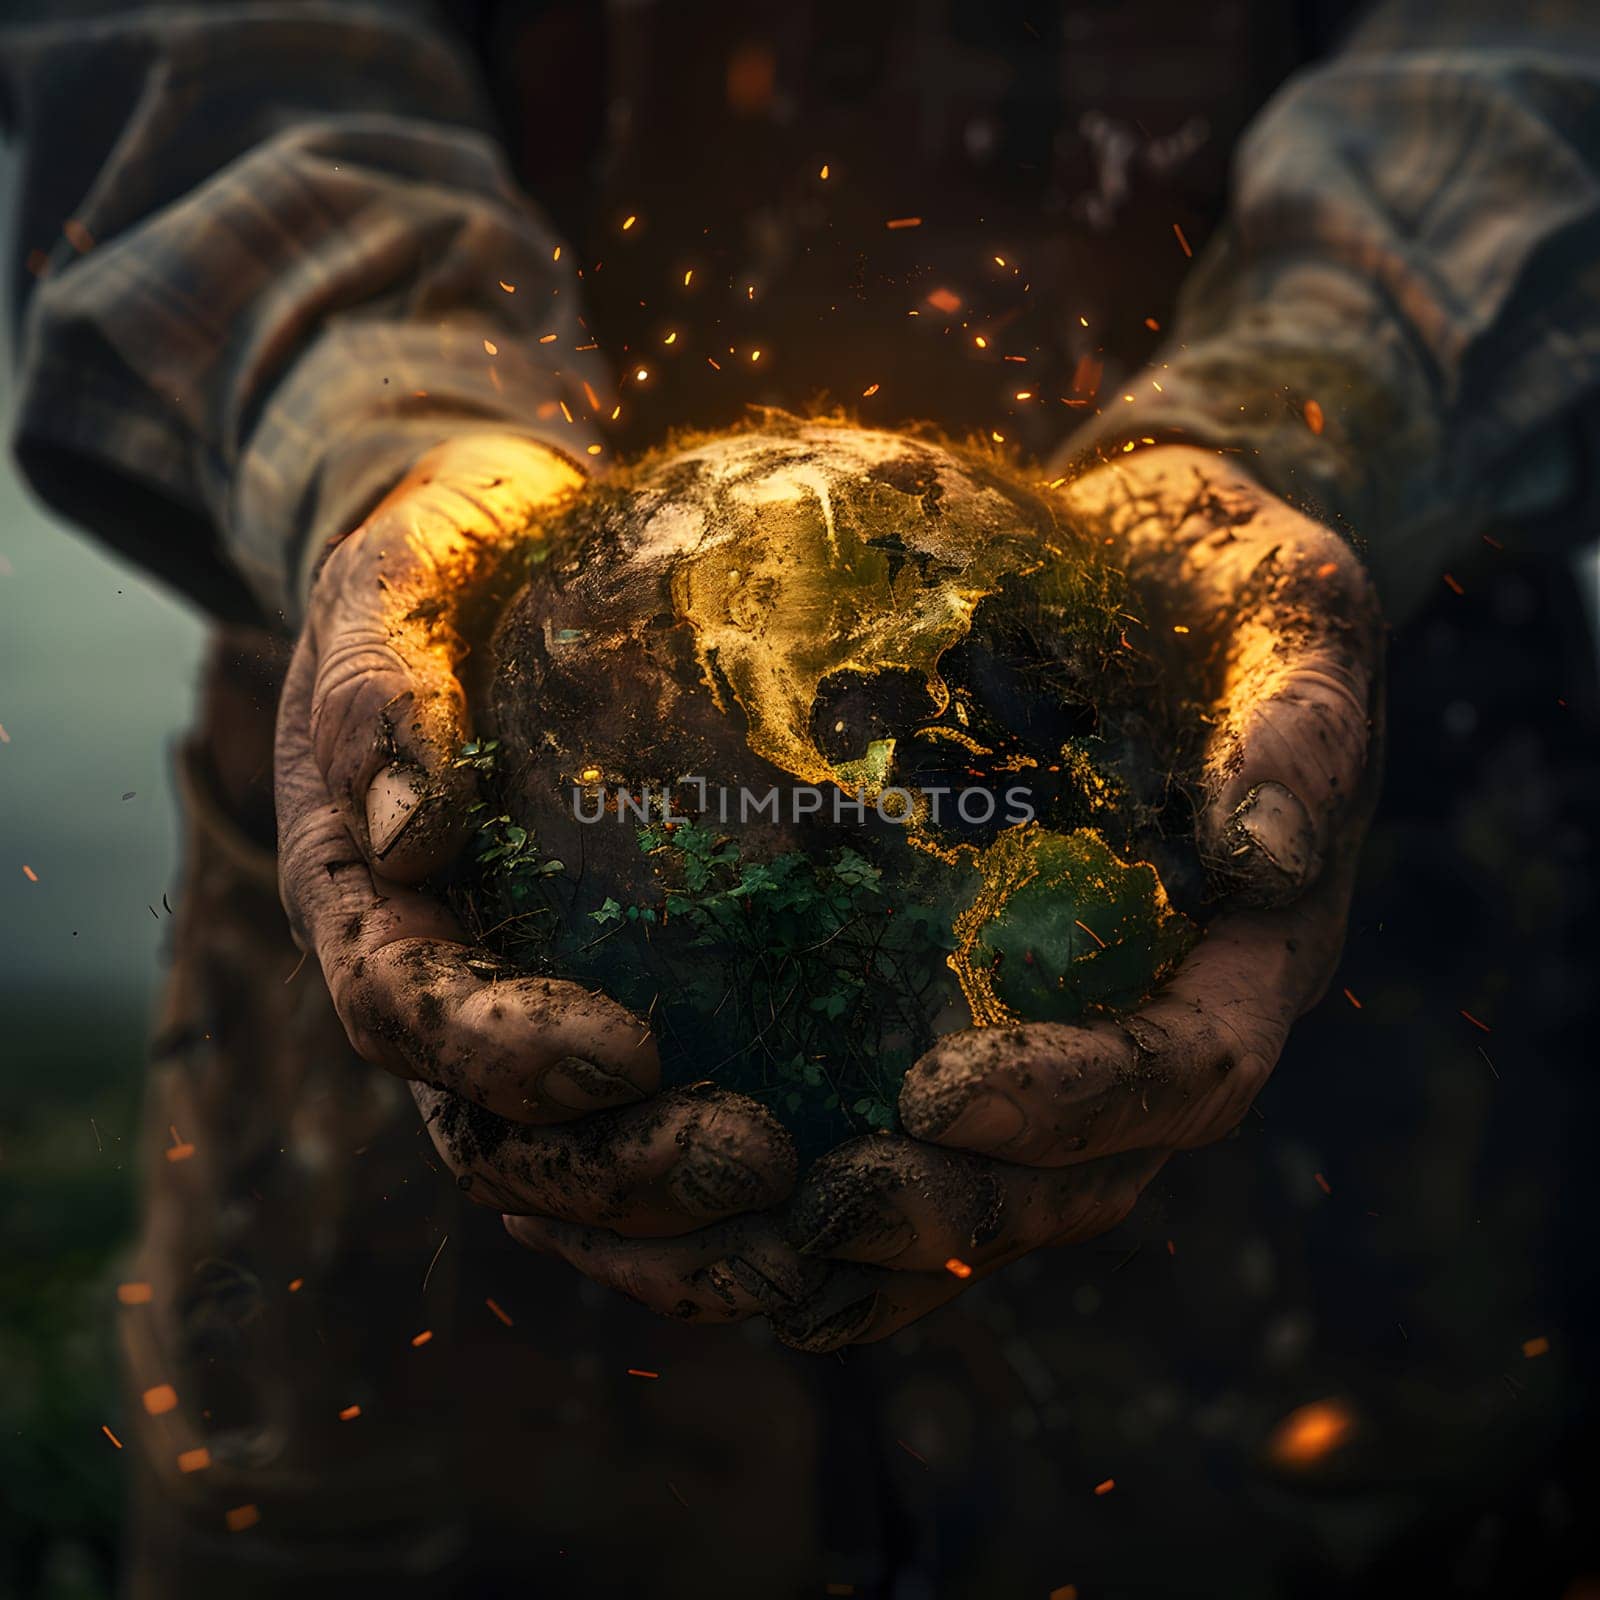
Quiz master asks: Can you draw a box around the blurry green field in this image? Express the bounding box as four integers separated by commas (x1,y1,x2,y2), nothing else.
1,999,147,1600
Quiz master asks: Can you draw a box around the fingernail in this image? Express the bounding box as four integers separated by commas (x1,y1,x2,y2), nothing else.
937,1091,1028,1153
667,1149,763,1218
367,764,428,857
536,1055,644,1113
1231,781,1317,883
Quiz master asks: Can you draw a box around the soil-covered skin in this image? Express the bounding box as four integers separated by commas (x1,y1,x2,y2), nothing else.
452,418,1201,1158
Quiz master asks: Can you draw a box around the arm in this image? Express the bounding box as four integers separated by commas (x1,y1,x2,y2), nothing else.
3,4,800,1279
787,0,1600,1348
3,1,602,622
1068,0,1600,618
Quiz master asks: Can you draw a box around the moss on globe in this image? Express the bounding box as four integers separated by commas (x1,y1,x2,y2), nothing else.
451,417,1199,1159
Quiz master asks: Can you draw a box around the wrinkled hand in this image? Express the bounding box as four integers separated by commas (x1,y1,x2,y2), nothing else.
782,444,1385,1348
275,434,797,1247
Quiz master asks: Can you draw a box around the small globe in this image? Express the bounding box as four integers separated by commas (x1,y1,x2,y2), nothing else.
454,418,1198,1158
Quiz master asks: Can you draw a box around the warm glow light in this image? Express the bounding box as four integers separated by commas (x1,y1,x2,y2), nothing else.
1267,1399,1356,1467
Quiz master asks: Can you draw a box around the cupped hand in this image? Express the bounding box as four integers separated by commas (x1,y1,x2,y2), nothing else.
780,444,1385,1348
275,433,798,1253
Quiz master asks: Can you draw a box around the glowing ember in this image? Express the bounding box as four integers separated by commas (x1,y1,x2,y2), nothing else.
1267,1399,1355,1466
142,1385,178,1416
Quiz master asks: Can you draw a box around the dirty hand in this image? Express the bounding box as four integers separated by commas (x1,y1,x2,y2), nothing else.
275,433,797,1246
784,444,1385,1347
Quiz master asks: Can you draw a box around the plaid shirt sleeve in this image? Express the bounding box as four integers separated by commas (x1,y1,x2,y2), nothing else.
2,3,606,626
1064,0,1600,619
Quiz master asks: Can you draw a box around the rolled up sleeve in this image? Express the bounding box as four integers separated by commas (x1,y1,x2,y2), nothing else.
3,4,605,625
1064,1,1600,619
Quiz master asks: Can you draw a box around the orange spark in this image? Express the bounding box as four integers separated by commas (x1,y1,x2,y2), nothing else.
411,1330,433,1347
1523,1335,1550,1358
1304,399,1324,434
117,1282,153,1306
586,444,603,456
1316,561,1340,578
339,1405,361,1421
1073,918,1107,950
539,332,558,343
862,383,880,397
482,339,497,356
1093,1478,1115,1496
178,1447,211,1473
21,865,37,882
1014,390,1033,401
287,1277,303,1293
1460,1009,1492,1032
973,335,988,349
944,1257,973,1279
626,1368,660,1379
663,331,677,344
684,269,694,287
634,367,649,382
1443,572,1464,595
926,287,961,314
485,1297,513,1327
1315,1172,1332,1195
225,1505,260,1533
1267,1399,1355,1467
819,164,830,180
1173,222,1192,257
622,215,637,231
886,216,922,230
101,1424,123,1449
165,1141,195,1163
142,1385,178,1416
499,280,516,293
552,246,561,262
1145,317,1161,331
750,349,762,362
1343,987,1362,1009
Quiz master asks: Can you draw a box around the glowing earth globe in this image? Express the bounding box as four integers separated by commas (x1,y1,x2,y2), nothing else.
453,418,1197,1157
